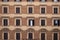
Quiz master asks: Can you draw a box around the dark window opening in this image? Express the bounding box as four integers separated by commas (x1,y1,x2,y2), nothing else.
16,7,20,13
2,0,9,2
14,0,22,2
4,33,8,40
54,8,58,14
41,33,45,40
28,7,33,13
27,0,34,2
52,0,59,2
16,19,20,26
40,0,47,2
28,33,33,39
41,20,45,26
3,7,8,13
41,8,45,14
3,19,8,26
53,33,58,40
16,33,20,40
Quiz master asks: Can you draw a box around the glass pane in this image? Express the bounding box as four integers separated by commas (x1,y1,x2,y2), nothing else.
16,19,20,26
54,33,58,40
41,8,45,14
4,7,7,13
28,33,33,39
41,33,45,40
54,8,58,14
3,19,8,26
16,7,20,13
16,33,20,39
4,33,8,39
41,20,45,26
29,7,32,13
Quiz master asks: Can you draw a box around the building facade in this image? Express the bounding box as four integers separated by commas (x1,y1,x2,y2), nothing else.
0,0,60,40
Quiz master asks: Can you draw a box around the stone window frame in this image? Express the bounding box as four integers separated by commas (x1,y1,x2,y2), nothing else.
52,18,60,26
40,32,47,40
15,18,22,26
15,32,22,40
39,18,47,26
52,32,59,40
2,6,9,14
27,18,34,26
40,6,46,14
27,32,34,39
2,32,9,40
52,6,59,14
2,18,9,26
15,6,21,14
27,6,34,14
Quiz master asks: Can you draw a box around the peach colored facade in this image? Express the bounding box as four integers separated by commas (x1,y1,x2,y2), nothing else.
0,0,60,40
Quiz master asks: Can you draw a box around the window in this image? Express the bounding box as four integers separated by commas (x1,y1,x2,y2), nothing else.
16,33,20,40
41,8,45,14
27,0,34,2
53,33,58,40
3,7,8,13
53,6,59,14
41,33,45,40
3,18,8,26
28,19,34,26
54,8,58,14
52,0,59,2
40,18,46,26
41,20,45,26
15,19,20,26
15,7,20,13
54,19,60,26
28,33,33,40
40,0,47,2
2,0,9,2
4,32,8,40
28,6,34,14
14,0,22,2
40,6,46,14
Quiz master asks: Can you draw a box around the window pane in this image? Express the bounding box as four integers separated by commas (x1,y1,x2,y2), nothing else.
14,0,22,2
16,33,20,40
54,33,58,40
52,0,59,2
4,33,8,39
16,7,20,13
41,33,45,40
28,33,33,39
58,20,60,26
27,0,34,2
16,19,20,26
54,20,58,26
29,19,34,26
54,8,58,14
54,19,60,26
41,20,45,26
41,8,45,14
40,0,47,2
29,7,33,13
3,19,8,26
3,7,7,13
2,0,9,2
